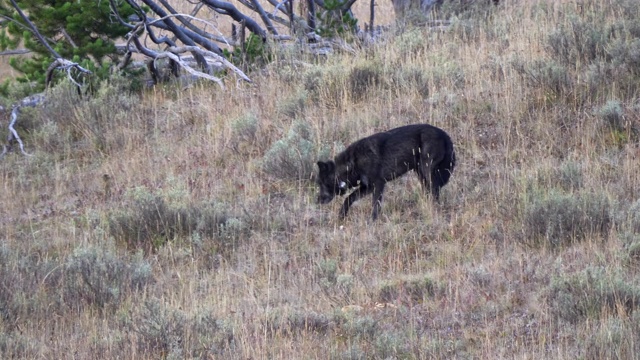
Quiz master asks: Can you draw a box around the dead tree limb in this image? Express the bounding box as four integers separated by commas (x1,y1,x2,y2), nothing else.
0,49,31,56
200,0,268,40
308,0,317,33
153,51,225,88
249,0,279,35
167,45,252,83
369,0,375,36
0,94,44,159
139,0,211,72
45,58,92,88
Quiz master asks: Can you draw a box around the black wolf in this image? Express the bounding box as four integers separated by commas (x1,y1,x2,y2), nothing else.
316,124,456,220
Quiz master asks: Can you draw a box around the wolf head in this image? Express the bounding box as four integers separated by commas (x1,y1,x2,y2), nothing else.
316,160,348,204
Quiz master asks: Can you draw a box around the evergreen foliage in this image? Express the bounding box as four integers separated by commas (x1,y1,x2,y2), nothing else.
0,0,136,91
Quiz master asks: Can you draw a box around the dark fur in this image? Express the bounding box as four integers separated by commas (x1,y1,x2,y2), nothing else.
316,124,456,220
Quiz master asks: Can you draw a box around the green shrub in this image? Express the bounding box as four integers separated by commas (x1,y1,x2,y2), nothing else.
303,67,327,100
533,161,584,192
430,62,465,90
512,59,571,97
626,240,640,263
547,15,610,67
0,244,62,324
373,331,412,359
64,246,152,310
223,33,272,67
348,63,383,102
265,309,333,336
316,0,358,38
546,3,640,101
597,100,625,132
262,120,317,181
0,332,37,359
331,346,366,360
395,28,428,57
128,299,236,358
585,318,638,360
302,62,384,108
555,161,584,191
277,91,307,119
340,315,378,340
548,267,640,323
391,66,429,98
229,113,259,155
522,191,611,248
317,258,339,284
109,190,247,254
628,199,640,233
377,275,436,303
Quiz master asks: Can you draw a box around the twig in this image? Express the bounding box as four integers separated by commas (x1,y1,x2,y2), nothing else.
0,49,31,56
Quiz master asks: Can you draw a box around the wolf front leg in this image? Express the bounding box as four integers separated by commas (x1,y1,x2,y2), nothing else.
339,186,373,220
370,182,386,221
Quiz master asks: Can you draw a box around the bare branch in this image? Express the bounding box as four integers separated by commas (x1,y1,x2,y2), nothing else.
153,51,225,88
140,0,211,72
108,0,136,29
45,58,92,89
0,49,30,56
200,0,267,39
1,93,44,159
147,13,232,47
167,45,252,83
249,0,279,35
7,109,31,157
272,0,289,16
60,28,78,48
242,0,291,27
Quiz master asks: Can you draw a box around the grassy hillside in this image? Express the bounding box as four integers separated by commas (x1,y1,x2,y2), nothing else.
2,0,640,358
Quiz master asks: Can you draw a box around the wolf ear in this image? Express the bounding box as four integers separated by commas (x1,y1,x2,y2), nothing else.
317,161,335,173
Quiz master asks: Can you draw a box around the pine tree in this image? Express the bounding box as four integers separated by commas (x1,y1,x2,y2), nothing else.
0,0,136,91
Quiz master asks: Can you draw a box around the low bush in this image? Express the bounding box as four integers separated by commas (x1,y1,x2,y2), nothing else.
377,275,436,304
128,299,237,358
265,309,333,336
522,190,611,248
109,190,247,254
262,120,317,181
548,267,640,323
585,317,639,360
64,246,152,310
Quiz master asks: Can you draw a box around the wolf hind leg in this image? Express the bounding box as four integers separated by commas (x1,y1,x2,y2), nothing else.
417,146,445,201
415,165,433,197
430,165,452,201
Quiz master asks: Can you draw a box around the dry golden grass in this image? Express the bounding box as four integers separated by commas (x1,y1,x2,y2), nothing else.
2,0,640,359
